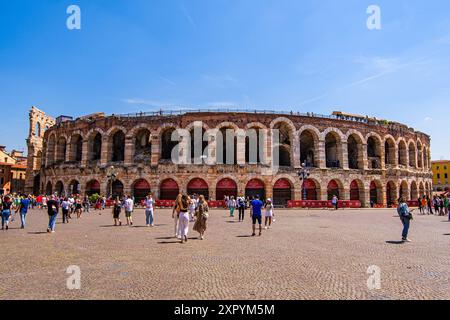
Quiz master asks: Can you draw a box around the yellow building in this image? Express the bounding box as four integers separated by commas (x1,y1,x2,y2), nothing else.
0,146,27,195
432,160,450,192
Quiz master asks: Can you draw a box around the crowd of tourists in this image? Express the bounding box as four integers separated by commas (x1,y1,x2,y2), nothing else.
2,189,450,244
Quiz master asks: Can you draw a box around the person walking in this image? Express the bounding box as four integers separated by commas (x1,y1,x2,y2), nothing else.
421,197,427,215
237,195,246,222
189,196,197,222
47,195,59,233
144,193,155,227
332,195,339,210
16,194,31,229
264,198,274,230
427,196,433,215
193,195,209,240
250,195,264,237
439,197,445,216
176,194,190,244
172,194,182,238
444,195,449,220
228,196,236,218
75,198,83,219
417,197,423,214
124,195,134,226
397,197,413,242
61,198,70,224
1,196,13,231
112,198,122,226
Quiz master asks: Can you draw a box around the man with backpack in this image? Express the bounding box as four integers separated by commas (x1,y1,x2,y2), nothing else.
237,195,246,222
397,197,413,243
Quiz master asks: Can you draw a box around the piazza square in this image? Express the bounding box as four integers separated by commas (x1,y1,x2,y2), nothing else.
1,207,449,300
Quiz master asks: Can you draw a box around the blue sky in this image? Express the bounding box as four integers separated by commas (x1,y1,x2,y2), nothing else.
0,0,449,159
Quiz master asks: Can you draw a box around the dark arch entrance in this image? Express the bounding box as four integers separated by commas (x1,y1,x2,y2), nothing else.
108,180,124,199
160,179,180,200
132,179,151,203
302,179,317,200
55,181,65,197
370,181,379,205
45,181,53,195
273,179,292,207
69,180,81,196
350,180,360,201
86,180,101,196
216,178,237,201
245,179,265,200
327,180,340,200
187,178,209,199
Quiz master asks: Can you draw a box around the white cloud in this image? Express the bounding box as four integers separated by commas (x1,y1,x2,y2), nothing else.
424,117,433,122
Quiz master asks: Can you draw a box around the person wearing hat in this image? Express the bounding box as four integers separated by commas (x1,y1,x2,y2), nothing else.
264,198,275,230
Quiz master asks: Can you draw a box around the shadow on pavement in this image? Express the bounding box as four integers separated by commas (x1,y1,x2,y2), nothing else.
28,232,48,235
386,241,404,245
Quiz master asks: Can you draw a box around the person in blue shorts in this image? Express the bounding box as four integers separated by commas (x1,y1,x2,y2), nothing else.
250,195,264,237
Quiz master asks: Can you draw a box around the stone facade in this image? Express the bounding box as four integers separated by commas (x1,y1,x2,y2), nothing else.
25,109,433,207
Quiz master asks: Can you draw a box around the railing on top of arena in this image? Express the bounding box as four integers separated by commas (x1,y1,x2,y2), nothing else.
114,108,378,125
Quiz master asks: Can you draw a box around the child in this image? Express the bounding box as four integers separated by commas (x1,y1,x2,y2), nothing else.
264,198,274,229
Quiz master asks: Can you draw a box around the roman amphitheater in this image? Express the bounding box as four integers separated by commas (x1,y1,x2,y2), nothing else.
25,107,433,207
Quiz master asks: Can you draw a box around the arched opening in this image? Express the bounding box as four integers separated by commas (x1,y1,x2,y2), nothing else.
273,122,292,168
302,179,318,200
398,140,408,167
159,179,179,200
190,127,208,163
408,142,416,168
217,127,237,165
35,122,41,137
69,180,81,196
347,134,363,169
161,128,178,161
111,131,125,162
135,129,152,163
327,180,340,200
386,181,397,207
385,138,396,166
370,181,382,205
86,180,101,196
350,180,361,201
410,181,418,200
132,179,151,203
273,179,293,207
246,127,264,164
399,181,409,200
69,135,83,163
55,181,64,196
325,132,342,168
300,130,318,167
45,181,52,195
108,180,124,199
245,179,266,200
33,174,41,196
419,182,425,197
187,178,209,199
367,136,382,169
56,137,67,163
89,132,102,162
216,178,238,201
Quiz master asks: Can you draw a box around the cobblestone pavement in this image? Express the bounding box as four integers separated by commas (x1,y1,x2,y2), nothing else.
1,208,449,300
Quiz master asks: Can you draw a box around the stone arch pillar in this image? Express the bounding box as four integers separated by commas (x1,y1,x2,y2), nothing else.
124,136,134,166
342,142,349,170
318,140,326,169
236,129,246,165
151,134,160,167
361,144,368,170
100,136,109,167
293,134,301,169
81,139,88,167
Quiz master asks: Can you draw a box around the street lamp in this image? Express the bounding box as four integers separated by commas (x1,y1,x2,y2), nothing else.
106,166,118,199
298,162,311,200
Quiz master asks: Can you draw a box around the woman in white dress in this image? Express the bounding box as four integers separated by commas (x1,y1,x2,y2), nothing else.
264,198,274,229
